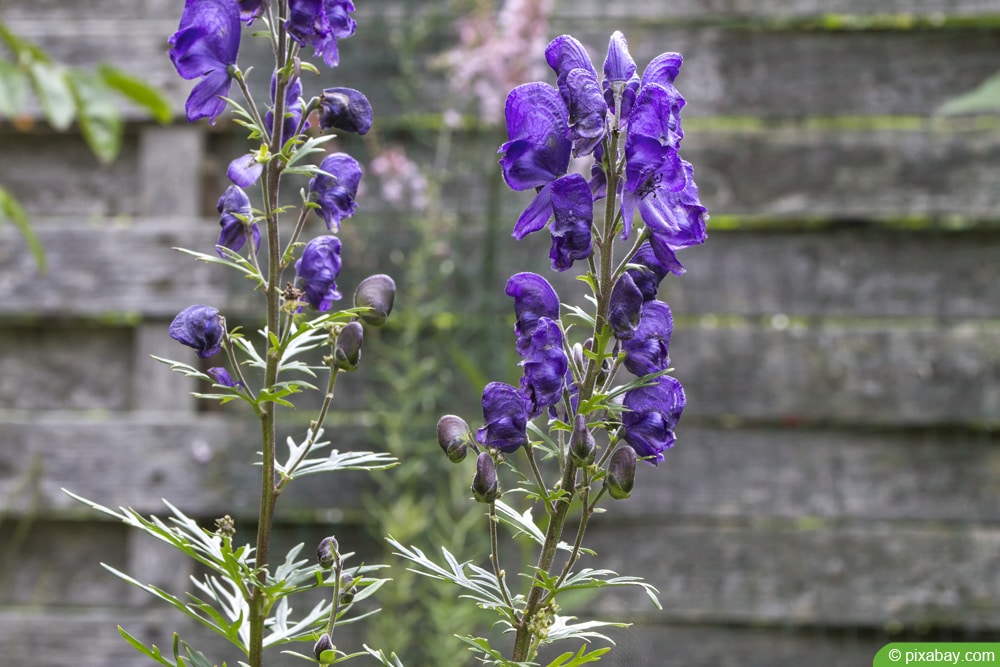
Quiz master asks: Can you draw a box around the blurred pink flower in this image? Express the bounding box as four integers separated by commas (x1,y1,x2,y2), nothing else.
370,146,429,211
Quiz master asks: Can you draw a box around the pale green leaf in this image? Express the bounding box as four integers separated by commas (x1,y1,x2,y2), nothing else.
0,60,29,117
98,63,173,123
68,72,122,163
937,71,1000,116
27,61,74,130
0,186,45,272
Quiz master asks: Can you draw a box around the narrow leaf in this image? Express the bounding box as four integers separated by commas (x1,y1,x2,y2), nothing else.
98,64,173,123
68,72,122,163
27,61,75,130
0,60,29,117
0,186,45,272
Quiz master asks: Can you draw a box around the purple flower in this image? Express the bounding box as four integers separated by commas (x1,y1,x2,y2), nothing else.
499,83,571,192
608,272,643,340
286,0,357,67
625,240,681,300
622,376,685,465
169,305,223,358
505,272,560,354
622,300,674,377
476,382,529,454
472,451,500,502
216,185,259,256
237,0,264,24
309,153,361,232
318,87,373,135
207,366,241,388
548,174,594,271
168,0,241,124
545,35,607,157
226,153,264,188
622,156,708,250
265,72,306,147
603,31,637,87
295,236,343,311
518,317,568,417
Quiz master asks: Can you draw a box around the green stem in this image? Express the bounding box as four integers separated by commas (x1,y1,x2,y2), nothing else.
488,501,517,613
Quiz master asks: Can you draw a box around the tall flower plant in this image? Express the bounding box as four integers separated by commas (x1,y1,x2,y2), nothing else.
396,31,708,664
67,1,401,665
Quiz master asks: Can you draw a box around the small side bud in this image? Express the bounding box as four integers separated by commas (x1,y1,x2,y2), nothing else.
605,446,637,500
333,321,364,371
569,414,596,466
339,572,357,605
353,274,396,326
472,452,499,503
314,633,334,660
437,414,471,463
317,535,341,570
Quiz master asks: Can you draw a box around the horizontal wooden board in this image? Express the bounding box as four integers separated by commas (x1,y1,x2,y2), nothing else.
5,414,998,524
575,517,1000,630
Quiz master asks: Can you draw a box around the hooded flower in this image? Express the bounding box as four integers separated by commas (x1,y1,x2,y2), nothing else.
622,375,685,464
286,0,357,67
476,381,529,454
295,236,343,311
499,82,571,192
265,72,306,148
603,31,639,115
608,272,643,340
545,34,607,157
505,272,560,354
308,153,362,232
168,0,241,124
625,240,680,300
216,185,259,255
546,173,593,271
622,300,674,377
169,305,223,358
237,0,264,24
318,87,373,135
518,317,568,417
207,366,241,388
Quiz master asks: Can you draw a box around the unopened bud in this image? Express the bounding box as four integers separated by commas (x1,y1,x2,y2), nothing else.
472,452,499,503
314,633,334,660
317,535,341,570
339,572,357,605
436,414,471,463
333,321,364,371
569,414,595,466
606,446,637,500
353,274,396,327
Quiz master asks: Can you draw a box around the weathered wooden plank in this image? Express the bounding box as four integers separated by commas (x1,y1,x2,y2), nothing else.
673,320,1000,425
5,415,999,523
578,518,1000,630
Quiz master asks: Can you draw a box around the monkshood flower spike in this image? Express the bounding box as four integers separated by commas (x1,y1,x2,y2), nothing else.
406,28,708,665
69,3,401,667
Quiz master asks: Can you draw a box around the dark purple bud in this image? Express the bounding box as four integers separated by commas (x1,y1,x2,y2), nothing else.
319,87,373,135
626,241,673,300
353,274,396,327
309,153,362,232
437,415,472,463
569,413,595,466
333,321,363,371
603,31,637,85
622,300,674,376
606,445,637,499
317,535,341,570
207,366,240,388
314,633,334,660
265,71,306,147
339,572,357,604
237,0,264,24
505,272,560,354
216,185,259,256
476,382,528,454
295,236,343,311
169,305,223,358
168,0,241,124
608,272,644,341
472,452,499,503
622,376,685,465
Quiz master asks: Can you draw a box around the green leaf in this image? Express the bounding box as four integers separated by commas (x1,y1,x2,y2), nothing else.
68,72,122,163
98,64,173,123
0,186,45,272
117,626,178,667
0,60,29,117
27,61,75,130
937,70,1000,116
544,644,611,667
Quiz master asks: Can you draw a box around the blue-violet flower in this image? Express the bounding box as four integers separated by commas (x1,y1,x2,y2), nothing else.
216,185,259,256
286,0,357,67
318,87,373,135
518,317,568,417
168,0,241,124
476,382,529,454
309,153,362,232
622,375,685,464
169,305,224,358
622,300,674,377
505,272,560,354
295,236,343,311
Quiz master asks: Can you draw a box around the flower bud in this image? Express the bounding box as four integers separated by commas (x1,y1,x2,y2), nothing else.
333,321,364,371
317,535,341,570
353,274,396,326
436,414,471,463
339,572,357,605
569,414,595,466
472,452,499,503
314,633,334,660
605,446,637,500
319,87,373,135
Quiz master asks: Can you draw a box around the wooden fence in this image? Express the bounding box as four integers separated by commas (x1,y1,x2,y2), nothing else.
2,1,1000,665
